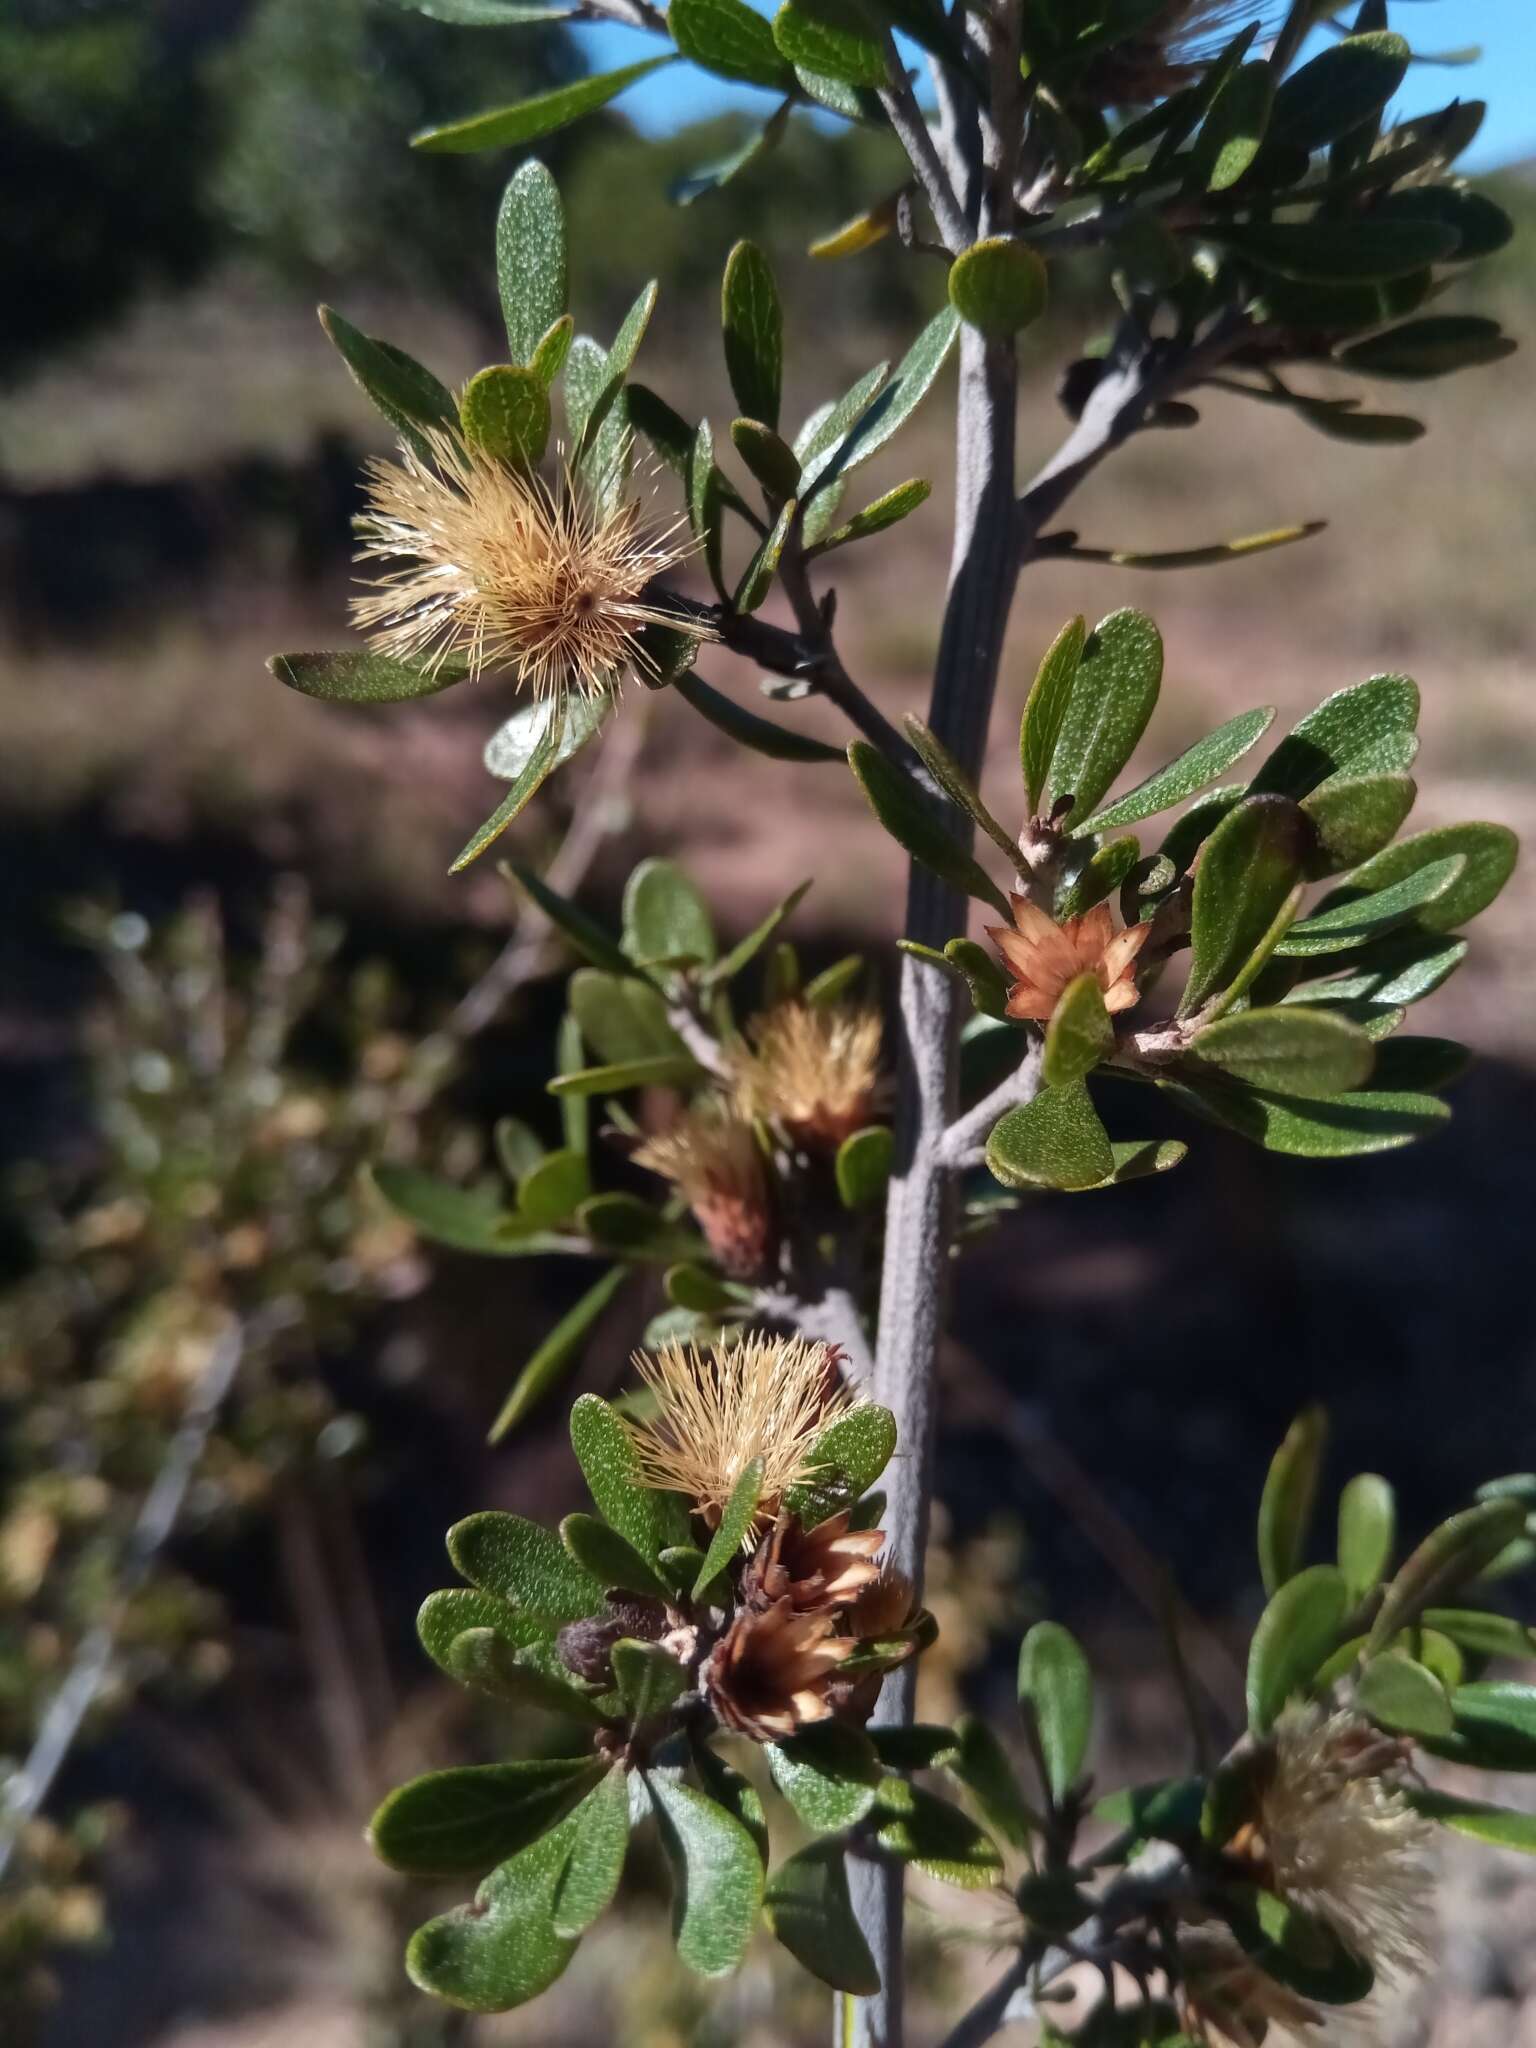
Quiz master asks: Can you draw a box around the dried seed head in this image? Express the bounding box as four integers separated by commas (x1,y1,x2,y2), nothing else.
729,1000,885,1151
1176,1926,1324,2048
987,895,1150,1023
844,1566,916,1642
1255,1709,1435,1980
350,427,707,698
702,1596,857,1741
624,1331,850,1529
1085,4,1289,105
632,1103,775,1280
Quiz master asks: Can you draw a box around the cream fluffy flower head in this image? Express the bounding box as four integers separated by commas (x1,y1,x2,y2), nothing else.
624,1330,850,1530
1260,1709,1435,1980
729,1001,885,1151
350,426,704,698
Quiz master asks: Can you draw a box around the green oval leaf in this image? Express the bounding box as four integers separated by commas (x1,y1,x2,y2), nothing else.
1247,1564,1349,1733
1042,973,1114,1089
269,649,466,704
670,0,796,85
371,1759,601,1876
1021,615,1085,816
693,1457,764,1598
1045,610,1163,826
1072,707,1274,836
835,1125,894,1208
1257,1407,1328,1598
1216,216,1459,284
847,740,1011,917
1338,1473,1395,1605
1181,795,1310,1014
448,1510,604,1620
1367,1501,1528,1655
489,1266,628,1444
1336,822,1518,935
551,1765,631,1938
772,0,884,86
621,857,718,969
871,1778,1003,1887
722,239,783,430
496,161,566,366
764,1840,880,1992
768,1722,881,1833
1188,1008,1374,1097
406,1819,580,2012
1356,1652,1453,1737
986,1080,1116,1193
1274,855,1466,958
1018,1621,1092,1802
1270,31,1411,153
783,1403,897,1532
648,1773,765,1976
460,364,551,471
570,1393,693,1563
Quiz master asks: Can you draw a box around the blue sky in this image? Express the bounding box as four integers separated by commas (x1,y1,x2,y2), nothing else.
582,0,1536,172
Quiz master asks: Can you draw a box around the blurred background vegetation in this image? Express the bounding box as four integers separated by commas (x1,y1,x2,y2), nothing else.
1,4,1534,2044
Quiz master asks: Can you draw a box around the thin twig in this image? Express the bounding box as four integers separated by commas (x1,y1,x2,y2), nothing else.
937,1039,1043,1169
0,1317,249,1880
756,1284,876,1389
879,34,970,252
1270,0,1321,76
776,547,933,781
932,1955,1032,2048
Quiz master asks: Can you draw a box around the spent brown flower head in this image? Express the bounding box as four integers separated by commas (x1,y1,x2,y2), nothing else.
702,1596,856,1741
1176,1927,1324,2048
1085,3,1288,104
744,1510,885,1614
729,1001,885,1151
350,427,706,698
624,1331,850,1529
632,1103,775,1280
987,896,1150,1023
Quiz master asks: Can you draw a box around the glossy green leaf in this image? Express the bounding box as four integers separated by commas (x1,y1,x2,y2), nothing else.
730,419,800,504
1421,1607,1536,1660
406,1819,579,2012
948,1715,1038,1850
648,1773,764,1976
783,1404,897,1531
1158,1073,1452,1156
1043,974,1114,1089
986,1080,1115,1193
1018,1621,1092,1801
1219,1884,1374,2005
570,969,687,1064
670,0,795,85
577,1194,704,1259
367,1164,560,1257
269,649,465,704
1216,216,1459,283
673,673,843,762
734,497,797,613
901,716,1020,865
1192,58,1272,190
794,363,888,490
562,1512,672,1601
1247,1564,1348,1732
574,284,659,477
847,741,1011,916
621,858,717,969
502,860,633,975
772,0,883,86
460,365,550,471
1336,823,1518,935
1275,855,1465,957
570,1393,693,1563
707,880,814,986
1072,708,1274,836
1338,1474,1395,1603
416,1588,554,1681
1408,1788,1536,1855
1045,610,1164,825
693,1739,770,1859
1270,31,1410,153
489,1266,628,1444
372,1759,601,1876
1425,1682,1536,1771
831,307,959,474
317,307,457,454
672,97,793,204
452,700,610,873
835,1125,894,1208
551,1766,630,1937
496,162,566,365
1181,796,1310,1014
768,1722,881,1832
947,236,1048,338
806,477,932,555
1377,184,1514,263
1251,674,1419,800
721,240,783,430
764,1840,880,1992
448,1511,603,1621
414,57,677,152
1188,1008,1374,1096
447,1630,604,1719
530,314,574,387
515,1147,589,1228
693,1458,764,1598
1021,616,1086,815
1357,1652,1453,1737
803,953,865,1006
1257,1407,1328,1599
1301,771,1417,875
548,1054,704,1098
1367,1502,1528,1655
871,1778,1003,1887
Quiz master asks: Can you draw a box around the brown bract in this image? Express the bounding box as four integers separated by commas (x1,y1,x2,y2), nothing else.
351,427,707,699
702,1596,857,1741
632,1103,774,1280
986,896,1150,1023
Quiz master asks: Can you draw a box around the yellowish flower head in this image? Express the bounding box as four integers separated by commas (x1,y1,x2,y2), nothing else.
632,1102,774,1280
730,1001,884,1151
624,1331,850,1529
350,427,704,698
